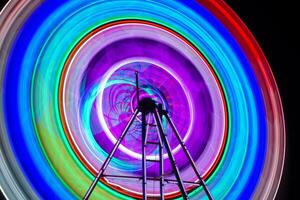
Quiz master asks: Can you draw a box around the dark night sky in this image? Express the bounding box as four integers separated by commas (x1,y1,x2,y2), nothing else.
225,1,297,199
0,0,296,199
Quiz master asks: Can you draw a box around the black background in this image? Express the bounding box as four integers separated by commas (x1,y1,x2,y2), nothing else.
0,0,296,199
225,1,297,199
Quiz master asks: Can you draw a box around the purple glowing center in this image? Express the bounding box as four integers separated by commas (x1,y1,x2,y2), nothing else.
61,23,226,195
97,61,191,161
81,37,213,176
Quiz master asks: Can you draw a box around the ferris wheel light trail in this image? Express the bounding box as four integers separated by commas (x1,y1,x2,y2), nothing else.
0,1,285,199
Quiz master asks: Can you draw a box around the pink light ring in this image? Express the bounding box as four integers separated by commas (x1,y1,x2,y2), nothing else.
62,22,226,176
62,22,224,173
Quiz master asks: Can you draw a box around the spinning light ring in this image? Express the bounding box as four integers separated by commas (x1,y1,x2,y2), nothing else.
0,1,285,200
59,20,227,198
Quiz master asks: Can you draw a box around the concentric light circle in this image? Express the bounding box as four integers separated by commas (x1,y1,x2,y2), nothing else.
59,20,227,198
0,1,285,200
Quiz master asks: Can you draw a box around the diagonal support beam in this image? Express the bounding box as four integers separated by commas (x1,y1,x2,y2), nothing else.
83,108,139,200
164,113,213,200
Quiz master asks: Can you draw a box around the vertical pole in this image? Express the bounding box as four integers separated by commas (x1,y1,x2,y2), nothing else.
157,127,164,199
153,108,189,200
83,108,139,200
135,71,140,104
165,114,213,200
142,111,147,200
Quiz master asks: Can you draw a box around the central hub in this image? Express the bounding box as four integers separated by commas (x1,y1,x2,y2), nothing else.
138,97,158,113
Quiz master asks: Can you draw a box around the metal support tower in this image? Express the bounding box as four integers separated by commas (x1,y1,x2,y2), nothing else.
83,72,213,200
